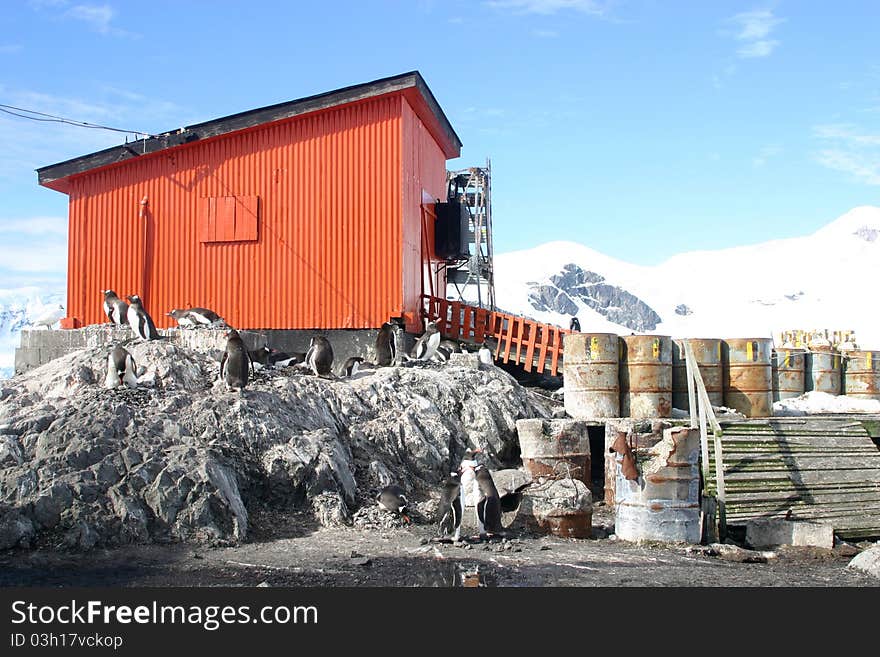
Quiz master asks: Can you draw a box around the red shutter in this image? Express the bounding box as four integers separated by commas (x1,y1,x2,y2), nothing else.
199,195,259,243
235,196,259,241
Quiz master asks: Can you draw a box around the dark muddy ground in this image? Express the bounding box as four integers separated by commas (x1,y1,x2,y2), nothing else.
1,506,876,587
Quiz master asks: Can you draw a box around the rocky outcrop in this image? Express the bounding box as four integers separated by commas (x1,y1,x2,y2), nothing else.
527,263,662,331
0,341,548,550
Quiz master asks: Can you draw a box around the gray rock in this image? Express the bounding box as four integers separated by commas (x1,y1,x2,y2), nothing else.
847,546,880,579
0,510,35,549
0,340,545,549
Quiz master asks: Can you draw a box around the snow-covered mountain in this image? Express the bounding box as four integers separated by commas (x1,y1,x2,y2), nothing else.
469,206,880,348
0,286,65,378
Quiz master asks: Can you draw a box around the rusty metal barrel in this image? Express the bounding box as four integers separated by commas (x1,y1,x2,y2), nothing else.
516,419,592,490
723,338,773,417
844,350,880,400
772,348,806,402
804,348,842,395
672,338,723,412
619,335,672,419
563,333,619,418
614,426,702,544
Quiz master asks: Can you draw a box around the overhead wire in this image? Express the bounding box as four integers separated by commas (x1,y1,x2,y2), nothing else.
0,103,156,138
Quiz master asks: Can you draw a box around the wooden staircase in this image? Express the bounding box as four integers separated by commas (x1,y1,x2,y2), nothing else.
422,295,571,376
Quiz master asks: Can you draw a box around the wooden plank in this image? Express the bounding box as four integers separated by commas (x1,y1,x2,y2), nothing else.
502,316,514,363
450,301,461,339
550,327,561,376
525,321,537,372
515,318,525,365
536,325,549,374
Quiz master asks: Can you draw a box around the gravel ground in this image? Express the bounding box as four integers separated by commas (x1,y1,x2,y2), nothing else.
2,506,876,587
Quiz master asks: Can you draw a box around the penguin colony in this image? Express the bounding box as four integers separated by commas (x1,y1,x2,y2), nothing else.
97,292,504,539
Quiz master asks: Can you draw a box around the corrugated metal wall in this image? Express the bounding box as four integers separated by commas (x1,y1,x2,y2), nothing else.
65,92,448,330
402,99,447,331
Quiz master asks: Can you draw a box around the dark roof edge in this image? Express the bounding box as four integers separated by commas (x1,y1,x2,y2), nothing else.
37,71,462,188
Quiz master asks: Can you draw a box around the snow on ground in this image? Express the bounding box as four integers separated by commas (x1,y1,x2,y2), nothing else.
773,391,880,416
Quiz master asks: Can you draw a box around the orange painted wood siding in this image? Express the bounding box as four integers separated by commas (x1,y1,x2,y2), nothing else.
64,92,447,330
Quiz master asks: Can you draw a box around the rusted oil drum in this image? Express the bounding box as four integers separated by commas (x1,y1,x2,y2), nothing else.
844,350,880,400
516,419,591,490
723,338,773,417
772,348,806,402
563,333,619,418
614,427,702,544
620,335,672,419
672,338,723,412
804,348,842,395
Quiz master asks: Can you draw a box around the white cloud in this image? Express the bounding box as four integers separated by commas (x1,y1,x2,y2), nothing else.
0,241,67,273
30,1,137,38
737,39,779,59
486,0,608,16
814,123,880,185
0,216,67,236
730,9,784,41
724,8,784,59
815,150,880,185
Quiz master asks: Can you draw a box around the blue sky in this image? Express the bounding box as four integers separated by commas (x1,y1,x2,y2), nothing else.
1,0,879,290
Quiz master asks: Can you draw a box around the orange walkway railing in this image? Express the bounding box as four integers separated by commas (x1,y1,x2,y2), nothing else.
422,295,571,376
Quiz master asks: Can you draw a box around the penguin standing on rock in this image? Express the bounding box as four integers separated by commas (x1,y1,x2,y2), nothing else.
126,295,160,340
375,322,398,367
220,329,250,392
104,346,138,389
459,449,483,512
377,485,410,522
305,336,334,376
474,464,503,537
269,349,305,368
411,321,441,361
102,290,129,327
437,472,463,541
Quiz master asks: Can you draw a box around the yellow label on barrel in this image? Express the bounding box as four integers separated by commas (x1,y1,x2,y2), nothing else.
590,336,599,360
653,339,660,359
747,341,754,361
783,351,790,368
868,352,873,369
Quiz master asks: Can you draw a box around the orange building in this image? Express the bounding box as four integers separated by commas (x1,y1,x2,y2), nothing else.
38,71,461,333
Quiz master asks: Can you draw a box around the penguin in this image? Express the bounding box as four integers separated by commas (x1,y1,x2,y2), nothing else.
247,346,270,375
474,464,503,536
437,472,463,541
126,295,161,340
570,316,581,332
31,304,65,330
305,336,334,376
167,307,225,329
375,322,397,367
458,448,483,513
268,349,305,368
433,344,453,363
440,339,462,354
102,290,129,327
376,485,410,522
103,346,138,389
220,328,250,391
478,340,494,367
411,321,441,361
340,356,364,377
